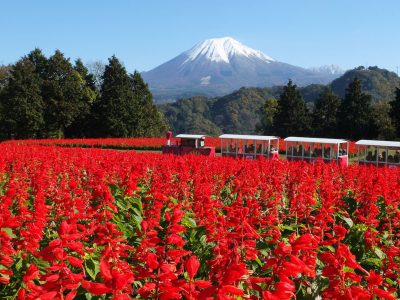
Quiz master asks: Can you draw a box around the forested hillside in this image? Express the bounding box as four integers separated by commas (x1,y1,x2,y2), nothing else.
331,66,400,101
160,67,400,136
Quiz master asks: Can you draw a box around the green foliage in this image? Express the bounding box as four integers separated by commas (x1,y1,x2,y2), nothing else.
110,183,143,246
160,87,270,135
312,87,341,137
0,58,44,139
372,101,396,140
162,96,222,136
94,56,138,137
0,49,166,139
389,88,400,138
339,78,374,139
93,58,166,137
256,97,278,135
331,66,400,102
0,65,11,91
274,80,311,137
212,87,270,134
64,59,97,137
42,50,92,138
130,71,166,137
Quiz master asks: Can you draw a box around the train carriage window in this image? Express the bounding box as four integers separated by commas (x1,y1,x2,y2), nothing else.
378,148,386,163
181,138,196,147
365,146,376,162
387,148,396,163
358,145,366,161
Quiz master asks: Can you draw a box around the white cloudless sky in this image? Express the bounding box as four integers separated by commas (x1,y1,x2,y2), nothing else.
1,0,399,73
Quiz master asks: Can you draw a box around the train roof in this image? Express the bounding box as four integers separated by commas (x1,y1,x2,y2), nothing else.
284,137,347,144
176,134,206,139
219,134,279,141
356,140,400,147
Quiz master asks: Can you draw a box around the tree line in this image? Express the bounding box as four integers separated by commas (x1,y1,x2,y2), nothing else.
0,49,166,140
258,78,400,140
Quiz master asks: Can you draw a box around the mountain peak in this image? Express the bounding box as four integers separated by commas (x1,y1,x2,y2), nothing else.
309,64,344,75
183,37,274,64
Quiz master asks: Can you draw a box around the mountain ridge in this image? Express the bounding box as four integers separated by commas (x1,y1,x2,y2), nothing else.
142,37,342,103
159,66,400,135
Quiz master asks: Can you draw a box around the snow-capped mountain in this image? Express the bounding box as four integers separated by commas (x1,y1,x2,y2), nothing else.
309,65,344,75
142,37,341,102
183,37,274,64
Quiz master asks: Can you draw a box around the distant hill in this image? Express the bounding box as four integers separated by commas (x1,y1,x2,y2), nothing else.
160,66,400,136
331,66,400,102
143,37,341,103
160,85,326,135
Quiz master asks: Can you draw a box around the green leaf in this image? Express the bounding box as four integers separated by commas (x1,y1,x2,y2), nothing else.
278,224,296,231
15,258,23,271
385,278,396,286
85,258,99,280
254,256,263,267
364,257,383,268
2,228,16,239
373,246,385,260
181,215,197,228
342,217,354,228
168,196,178,205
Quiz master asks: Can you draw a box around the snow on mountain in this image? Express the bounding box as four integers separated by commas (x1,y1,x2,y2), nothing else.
141,37,342,102
309,65,344,75
183,37,274,64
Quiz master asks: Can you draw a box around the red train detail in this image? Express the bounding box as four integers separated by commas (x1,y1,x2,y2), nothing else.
162,133,216,157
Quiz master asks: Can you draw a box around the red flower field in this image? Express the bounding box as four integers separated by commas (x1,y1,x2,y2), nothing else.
2,137,358,156
0,144,398,299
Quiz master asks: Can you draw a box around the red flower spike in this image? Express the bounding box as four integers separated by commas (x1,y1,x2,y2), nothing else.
185,256,200,281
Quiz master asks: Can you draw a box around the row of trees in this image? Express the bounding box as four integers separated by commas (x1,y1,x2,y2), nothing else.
258,78,400,140
0,49,166,139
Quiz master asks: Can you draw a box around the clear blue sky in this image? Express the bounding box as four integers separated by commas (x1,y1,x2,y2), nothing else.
1,0,399,73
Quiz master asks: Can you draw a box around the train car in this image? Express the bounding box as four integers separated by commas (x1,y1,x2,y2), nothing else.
162,132,215,157
284,137,349,166
219,134,279,160
356,140,400,167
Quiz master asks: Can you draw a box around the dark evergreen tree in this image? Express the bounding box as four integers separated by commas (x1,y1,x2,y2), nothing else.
389,87,400,138
0,58,44,139
74,59,97,93
312,87,341,137
42,50,91,138
372,101,396,140
274,80,311,137
64,59,97,137
257,97,278,135
94,56,137,137
339,78,374,139
27,48,48,79
130,71,166,137
0,65,11,91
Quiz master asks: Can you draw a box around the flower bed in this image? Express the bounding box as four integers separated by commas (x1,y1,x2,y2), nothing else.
0,145,398,299
2,137,358,155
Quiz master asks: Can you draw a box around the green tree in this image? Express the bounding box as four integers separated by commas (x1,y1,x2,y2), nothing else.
130,71,166,137
312,87,341,137
372,101,396,140
42,50,90,138
274,80,311,137
94,56,137,137
257,97,278,135
0,58,44,139
339,78,374,140
27,48,48,79
389,87,400,138
64,59,97,137
0,65,11,91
